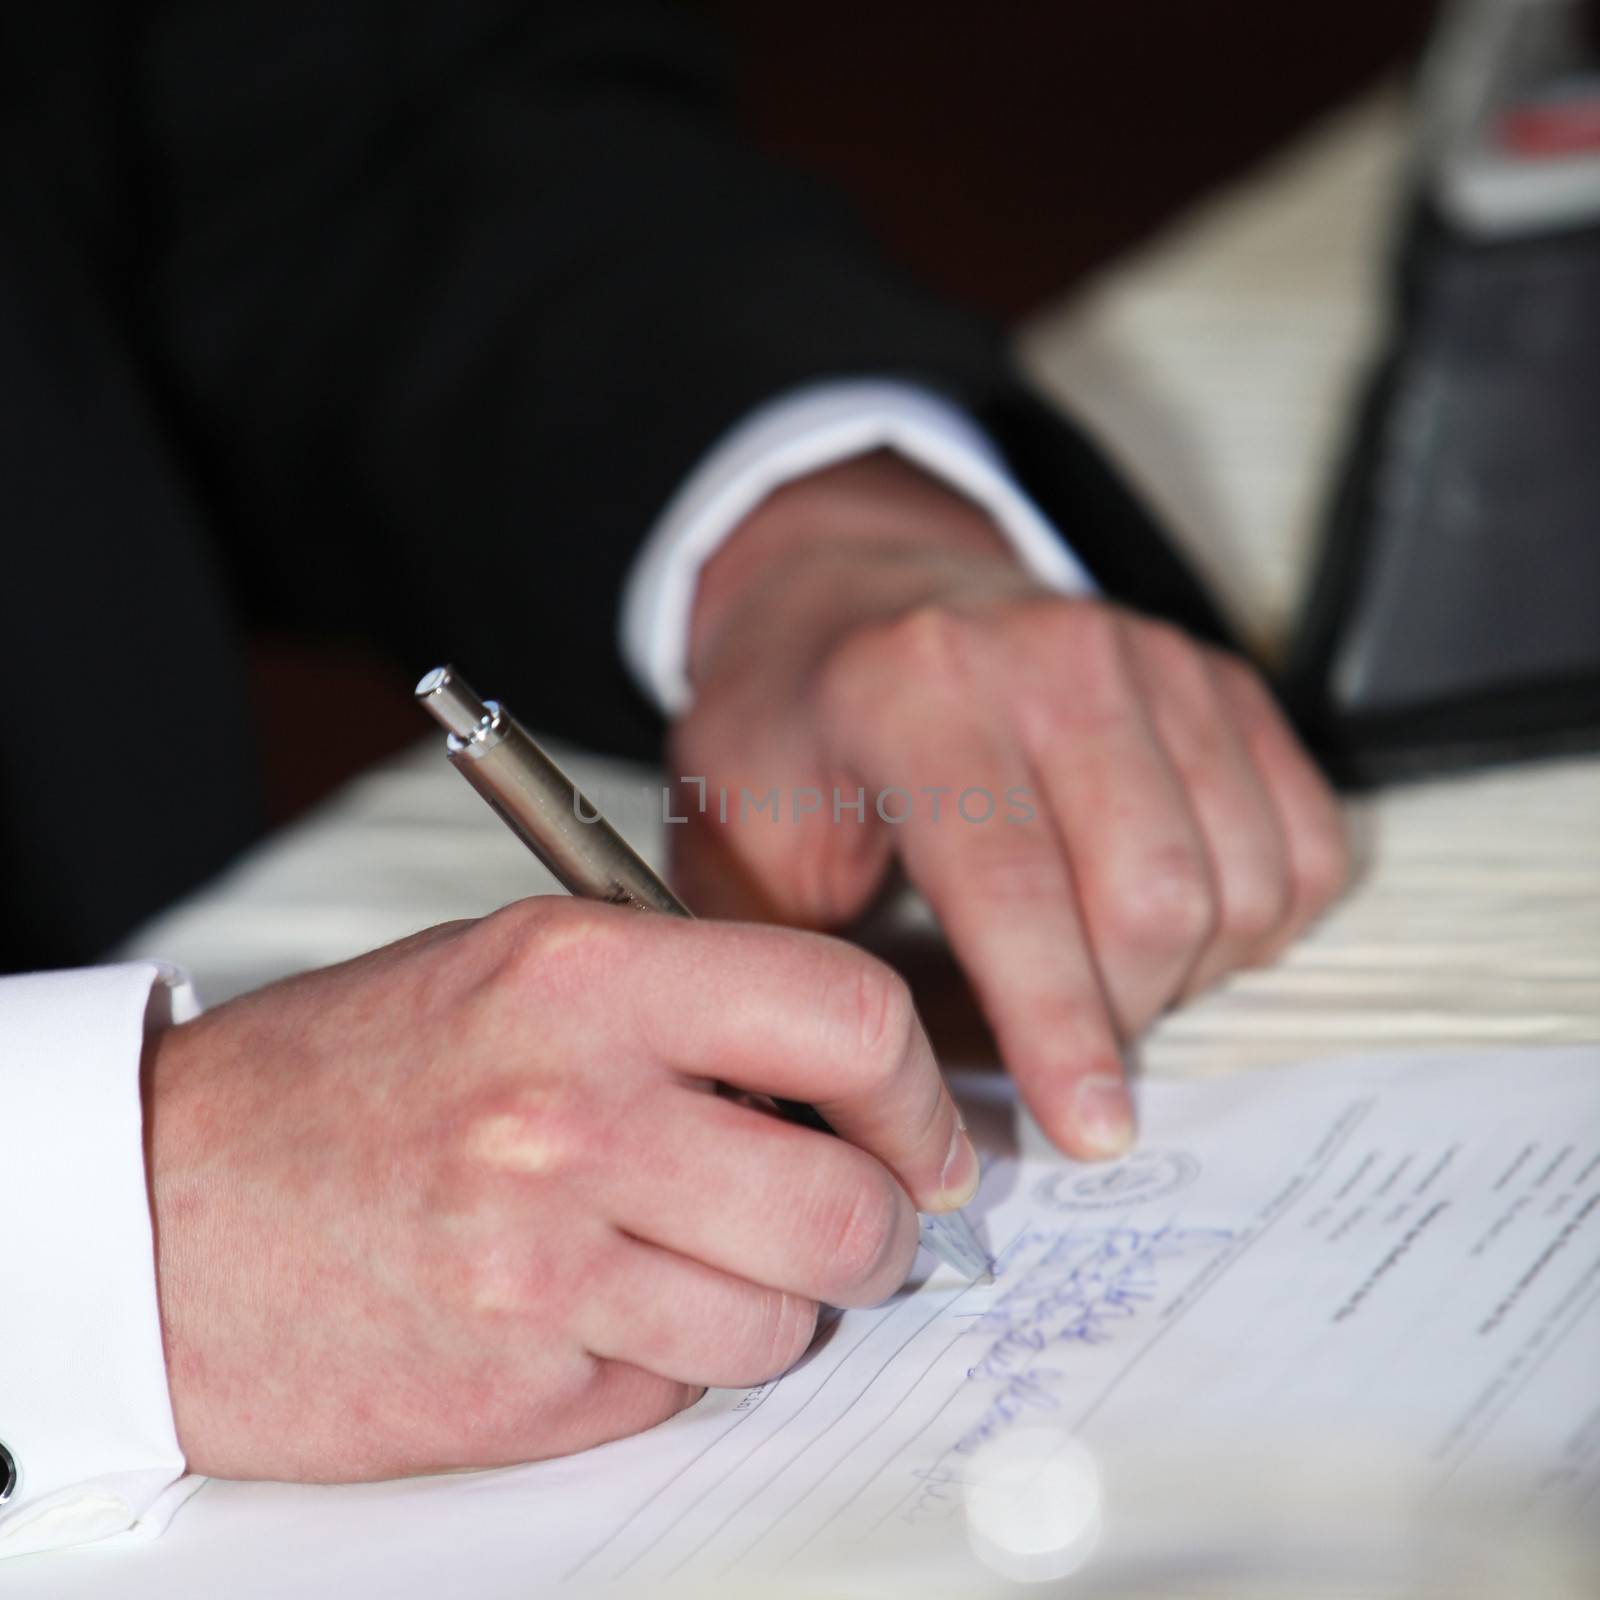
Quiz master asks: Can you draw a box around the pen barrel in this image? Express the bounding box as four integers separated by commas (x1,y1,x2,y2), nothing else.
448,712,688,918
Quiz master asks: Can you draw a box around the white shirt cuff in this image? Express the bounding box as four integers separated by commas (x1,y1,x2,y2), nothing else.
0,963,204,1559
619,379,1098,714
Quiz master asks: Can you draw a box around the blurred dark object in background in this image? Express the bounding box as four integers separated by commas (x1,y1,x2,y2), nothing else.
259,0,1439,827
1289,0,1600,782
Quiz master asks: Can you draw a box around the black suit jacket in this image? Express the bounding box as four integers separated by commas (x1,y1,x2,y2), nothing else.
1,0,1227,971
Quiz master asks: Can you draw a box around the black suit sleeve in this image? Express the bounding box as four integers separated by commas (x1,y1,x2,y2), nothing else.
134,0,1228,758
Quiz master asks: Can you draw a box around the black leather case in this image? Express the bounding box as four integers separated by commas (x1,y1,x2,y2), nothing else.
1286,206,1600,785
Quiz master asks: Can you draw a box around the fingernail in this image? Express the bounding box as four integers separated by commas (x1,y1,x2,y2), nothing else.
1072,1074,1136,1159
937,1125,981,1208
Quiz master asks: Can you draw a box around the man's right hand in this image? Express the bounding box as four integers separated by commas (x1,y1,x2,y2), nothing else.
142,898,978,1482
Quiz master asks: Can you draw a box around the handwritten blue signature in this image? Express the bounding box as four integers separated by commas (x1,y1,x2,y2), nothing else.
898,1220,1232,1527
953,1220,1233,1458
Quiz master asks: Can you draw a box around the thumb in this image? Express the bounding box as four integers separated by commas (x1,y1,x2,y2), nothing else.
666,768,893,928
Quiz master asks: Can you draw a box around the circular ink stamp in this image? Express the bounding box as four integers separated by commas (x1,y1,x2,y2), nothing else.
1034,1149,1200,1213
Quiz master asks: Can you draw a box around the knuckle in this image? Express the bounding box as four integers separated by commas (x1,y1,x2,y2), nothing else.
484,894,561,944
880,602,981,675
1057,601,1129,679
1220,864,1292,946
1021,606,1135,742
451,1224,538,1321
497,899,631,997
1298,820,1353,910
850,959,917,1084
745,1293,820,1381
1106,849,1217,956
1208,647,1262,695
815,1170,904,1295
595,1373,700,1442
550,1363,701,1451
457,1078,596,1180
1148,629,1226,725
1136,617,1202,676
820,604,980,716
1211,652,1279,729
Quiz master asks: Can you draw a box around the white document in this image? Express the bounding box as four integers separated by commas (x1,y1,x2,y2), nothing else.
24,1048,1600,1598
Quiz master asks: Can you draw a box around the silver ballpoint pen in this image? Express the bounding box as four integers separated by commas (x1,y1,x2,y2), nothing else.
416,664,994,1285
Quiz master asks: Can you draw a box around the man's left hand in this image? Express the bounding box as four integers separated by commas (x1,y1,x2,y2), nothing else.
669,451,1350,1160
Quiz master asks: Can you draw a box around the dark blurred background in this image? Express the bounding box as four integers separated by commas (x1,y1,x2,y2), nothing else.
255,0,1438,826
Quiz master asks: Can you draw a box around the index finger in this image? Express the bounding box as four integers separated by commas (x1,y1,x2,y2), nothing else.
881,720,1136,1162
612,914,979,1214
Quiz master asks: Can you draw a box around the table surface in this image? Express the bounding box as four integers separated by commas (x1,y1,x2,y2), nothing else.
121,89,1600,1079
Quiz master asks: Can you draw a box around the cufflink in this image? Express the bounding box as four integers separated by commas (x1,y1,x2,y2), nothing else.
0,1438,14,1505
